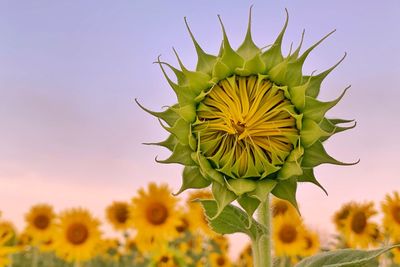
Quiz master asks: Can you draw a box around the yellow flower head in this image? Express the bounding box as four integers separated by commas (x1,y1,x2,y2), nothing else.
106,201,130,231
0,221,16,243
54,208,101,263
273,213,306,257
272,197,298,217
140,7,356,218
209,252,232,267
342,202,379,249
25,204,56,242
333,202,355,232
300,228,320,257
237,243,253,267
130,183,180,245
381,191,400,238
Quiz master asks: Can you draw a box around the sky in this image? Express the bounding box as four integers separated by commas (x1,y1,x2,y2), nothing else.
1,0,400,256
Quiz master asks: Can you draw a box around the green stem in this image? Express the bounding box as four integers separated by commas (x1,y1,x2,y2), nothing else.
252,195,272,267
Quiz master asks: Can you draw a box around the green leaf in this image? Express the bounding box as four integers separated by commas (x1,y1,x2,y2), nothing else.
211,182,237,218
199,200,264,239
271,177,299,212
248,179,277,203
155,143,195,166
302,141,359,167
297,168,327,195
225,178,257,196
294,245,400,267
174,166,211,195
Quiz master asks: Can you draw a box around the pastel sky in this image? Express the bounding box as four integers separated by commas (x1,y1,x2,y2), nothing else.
1,0,400,256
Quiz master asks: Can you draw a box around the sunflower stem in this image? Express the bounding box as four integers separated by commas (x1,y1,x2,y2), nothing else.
252,195,272,267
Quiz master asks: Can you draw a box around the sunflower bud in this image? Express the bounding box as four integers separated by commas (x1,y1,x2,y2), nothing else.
139,7,357,217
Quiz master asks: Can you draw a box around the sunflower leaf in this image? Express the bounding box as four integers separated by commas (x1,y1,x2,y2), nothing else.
199,199,265,239
294,245,400,267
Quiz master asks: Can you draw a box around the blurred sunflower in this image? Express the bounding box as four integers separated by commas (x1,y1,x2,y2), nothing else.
342,202,379,248
150,246,182,267
186,190,214,236
54,208,101,263
130,183,180,246
271,197,297,217
273,213,306,257
382,191,400,238
25,204,56,243
391,245,400,265
333,202,355,233
0,221,16,244
106,201,130,231
0,230,18,267
175,212,191,235
299,228,320,257
97,238,121,262
209,252,232,267
237,243,253,267
38,237,55,253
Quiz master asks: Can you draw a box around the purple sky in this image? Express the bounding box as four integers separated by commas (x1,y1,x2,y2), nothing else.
1,0,400,255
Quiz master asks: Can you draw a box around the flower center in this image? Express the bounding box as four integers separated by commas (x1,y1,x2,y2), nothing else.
66,223,89,245
391,206,400,224
33,214,50,230
159,255,170,263
217,256,226,265
146,202,168,225
272,202,288,217
114,205,129,224
279,224,297,243
194,75,298,178
305,236,313,249
351,211,367,234
176,218,189,233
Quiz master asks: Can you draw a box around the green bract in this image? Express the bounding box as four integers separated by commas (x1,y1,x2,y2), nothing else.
138,8,357,218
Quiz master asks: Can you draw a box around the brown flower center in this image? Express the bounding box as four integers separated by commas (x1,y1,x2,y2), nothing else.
66,223,89,245
217,256,226,265
279,224,297,243
33,214,50,230
305,236,313,249
176,218,189,233
114,205,129,224
160,255,170,263
351,211,367,234
272,201,288,217
391,206,400,224
146,202,168,225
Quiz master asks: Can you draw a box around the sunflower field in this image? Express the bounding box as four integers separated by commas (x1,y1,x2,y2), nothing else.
1,184,400,267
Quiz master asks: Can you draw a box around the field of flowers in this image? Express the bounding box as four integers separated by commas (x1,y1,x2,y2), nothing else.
1,183,400,267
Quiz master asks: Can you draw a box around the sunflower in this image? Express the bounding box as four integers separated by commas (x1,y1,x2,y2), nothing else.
97,238,121,262
150,246,184,267
273,213,306,257
333,202,355,233
53,208,101,263
186,190,215,236
299,228,320,257
271,197,298,218
209,252,232,267
0,230,19,267
38,237,56,253
237,243,253,267
130,183,181,251
106,201,130,231
25,204,56,243
382,191,400,238
140,7,356,217
0,221,16,245
391,244,400,265
342,202,379,248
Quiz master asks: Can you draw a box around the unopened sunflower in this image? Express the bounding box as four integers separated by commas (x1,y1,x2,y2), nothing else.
382,191,400,238
53,208,101,263
129,183,181,248
106,201,130,231
140,7,356,216
25,204,56,243
342,202,379,248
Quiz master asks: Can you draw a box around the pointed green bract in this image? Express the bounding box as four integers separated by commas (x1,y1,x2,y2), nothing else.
140,7,355,219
